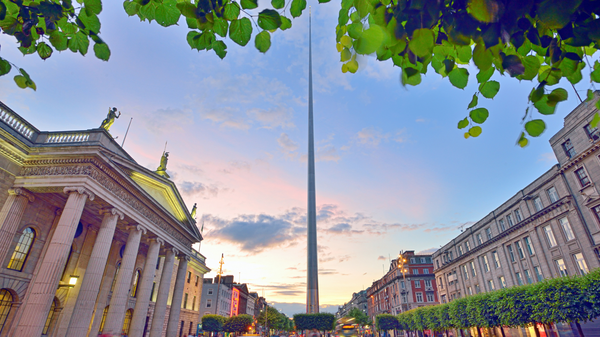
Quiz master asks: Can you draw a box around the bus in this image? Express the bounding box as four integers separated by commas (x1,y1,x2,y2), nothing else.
336,317,358,337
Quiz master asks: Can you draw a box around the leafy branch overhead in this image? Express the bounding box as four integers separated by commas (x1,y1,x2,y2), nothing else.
2,0,600,145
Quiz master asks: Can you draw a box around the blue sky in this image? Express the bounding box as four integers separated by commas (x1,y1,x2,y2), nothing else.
0,0,585,316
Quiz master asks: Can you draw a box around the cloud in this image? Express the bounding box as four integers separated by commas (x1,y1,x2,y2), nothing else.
394,129,408,143
317,145,341,162
377,256,386,260
278,133,299,157
139,107,194,135
415,119,426,123
179,181,224,199
201,108,251,130
221,160,252,174
338,255,351,262
538,152,557,163
356,127,389,146
247,105,295,129
416,247,439,255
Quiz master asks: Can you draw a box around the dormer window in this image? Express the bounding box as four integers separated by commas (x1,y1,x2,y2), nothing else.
563,139,576,158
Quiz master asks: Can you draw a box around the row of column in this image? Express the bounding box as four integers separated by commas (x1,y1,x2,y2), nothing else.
0,186,191,337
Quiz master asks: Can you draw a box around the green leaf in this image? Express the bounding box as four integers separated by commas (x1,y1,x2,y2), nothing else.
547,88,568,103
290,0,307,18
49,31,68,51
271,0,285,9
84,0,102,15
519,55,540,81
212,40,227,59
534,96,557,115
318,0,331,3
93,42,110,61
155,0,180,27
14,75,27,89
214,17,229,37
79,10,101,34
479,80,500,99
229,18,252,46
525,119,546,137
469,126,482,137
224,2,241,20
70,31,90,55
468,0,502,23
473,42,492,71
341,48,352,62
567,61,585,85
280,17,292,30
448,68,469,89
587,89,595,102
458,118,469,129
176,2,197,18
468,94,478,109
355,26,385,55
138,1,158,21
470,107,489,124
537,0,582,29
241,0,258,9
258,10,281,30
502,54,524,77
408,29,434,58
518,133,529,147
347,60,359,73
0,59,11,76
255,31,271,53
186,31,201,49
340,35,352,48
591,62,600,83
476,67,494,83
456,45,471,63
347,22,363,39
37,42,53,60
401,68,421,86
591,113,600,129
123,0,141,16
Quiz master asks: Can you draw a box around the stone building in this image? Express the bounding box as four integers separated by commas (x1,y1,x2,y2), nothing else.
199,276,257,319
432,96,600,322
0,102,209,337
335,290,367,319
367,251,438,323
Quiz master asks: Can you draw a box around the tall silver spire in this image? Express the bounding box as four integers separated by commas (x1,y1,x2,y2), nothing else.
306,6,319,314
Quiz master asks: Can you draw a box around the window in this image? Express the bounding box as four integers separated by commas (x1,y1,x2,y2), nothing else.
192,296,196,311
416,292,423,303
507,214,514,227
475,284,481,294
441,294,446,303
487,279,495,291
99,306,109,333
412,269,419,275
7,227,35,271
425,280,432,288
563,139,576,158
515,272,523,286
559,217,575,241
556,259,568,277
524,237,535,255
524,269,533,284
206,299,212,308
486,228,492,240
0,290,13,333
400,280,405,289
575,167,590,187
482,255,490,272
426,293,434,302
465,241,471,251
184,293,188,309
507,245,516,262
195,276,199,286
420,257,426,263
436,260,440,268
423,268,429,274
410,258,416,263
499,219,506,232
43,298,57,335
515,209,522,222
131,270,140,297
187,271,192,283
150,282,156,302
462,265,469,280
469,261,477,277
492,251,501,268
401,294,407,303
585,123,599,140
573,253,589,275
534,266,543,282
515,241,525,259
458,245,464,256
438,277,443,289
414,280,421,288
467,287,473,295
476,233,483,245
547,187,559,203
544,226,558,247
498,276,506,289
533,196,544,212
122,309,133,335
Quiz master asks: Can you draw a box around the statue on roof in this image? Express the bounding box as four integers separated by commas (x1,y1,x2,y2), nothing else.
156,152,170,178
100,107,121,132
190,203,197,219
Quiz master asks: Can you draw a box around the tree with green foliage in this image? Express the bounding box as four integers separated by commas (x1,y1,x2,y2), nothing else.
258,306,285,331
203,314,226,333
346,307,369,326
224,314,255,334
2,1,600,145
375,314,398,331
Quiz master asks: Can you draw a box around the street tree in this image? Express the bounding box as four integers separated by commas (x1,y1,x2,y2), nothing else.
1,1,600,144
224,314,255,334
346,307,369,326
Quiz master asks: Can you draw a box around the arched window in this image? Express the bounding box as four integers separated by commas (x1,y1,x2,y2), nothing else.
111,263,121,293
42,297,58,335
99,306,109,333
7,227,35,271
131,270,141,298
122,309,133,335
0,289,13,333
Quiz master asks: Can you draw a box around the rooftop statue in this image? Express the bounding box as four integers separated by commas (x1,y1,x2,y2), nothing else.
156,152,170,178
100,107,121,132
190,203,197,219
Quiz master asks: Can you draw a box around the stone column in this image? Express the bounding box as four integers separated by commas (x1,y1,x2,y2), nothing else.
14,186,93,337
65,208,124,337
102,225,145,335
166,255,189,337
0,188,34,265
149,248,176,337
129,238,163,337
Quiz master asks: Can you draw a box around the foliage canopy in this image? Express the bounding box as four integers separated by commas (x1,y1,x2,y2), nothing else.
202,314,226,332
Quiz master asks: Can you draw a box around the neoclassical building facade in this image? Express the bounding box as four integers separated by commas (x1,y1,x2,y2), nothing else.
0,101,209,337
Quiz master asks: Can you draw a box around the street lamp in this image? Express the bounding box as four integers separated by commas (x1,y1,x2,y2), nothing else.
397,254,409,314
58,275,79,289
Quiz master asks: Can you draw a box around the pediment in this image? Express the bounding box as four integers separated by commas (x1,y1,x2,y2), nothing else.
128,170,189,222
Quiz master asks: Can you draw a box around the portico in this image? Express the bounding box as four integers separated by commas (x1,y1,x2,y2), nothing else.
0,102,207,337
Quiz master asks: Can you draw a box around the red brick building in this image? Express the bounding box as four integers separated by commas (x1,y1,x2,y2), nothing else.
367,251,439,322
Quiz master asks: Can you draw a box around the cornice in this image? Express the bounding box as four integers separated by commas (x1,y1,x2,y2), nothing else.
559,143,600,173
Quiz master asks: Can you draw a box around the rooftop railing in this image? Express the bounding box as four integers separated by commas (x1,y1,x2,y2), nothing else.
45,132,90,143
0,105,37,140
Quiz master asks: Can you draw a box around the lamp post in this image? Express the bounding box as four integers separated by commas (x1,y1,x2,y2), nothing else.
397,253,408,314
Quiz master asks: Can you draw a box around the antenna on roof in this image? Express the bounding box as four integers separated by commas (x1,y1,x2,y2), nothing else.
121,117,133,148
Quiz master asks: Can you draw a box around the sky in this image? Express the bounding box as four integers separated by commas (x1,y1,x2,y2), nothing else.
0,0,588,317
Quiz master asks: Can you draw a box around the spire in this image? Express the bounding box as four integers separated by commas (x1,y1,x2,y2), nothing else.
306,6,320,314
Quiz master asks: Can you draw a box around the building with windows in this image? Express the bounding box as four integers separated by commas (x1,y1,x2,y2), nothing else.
200,276,258,319
433,96,600,307
0,101,210,337
335,290,367,319
367,251,438,323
